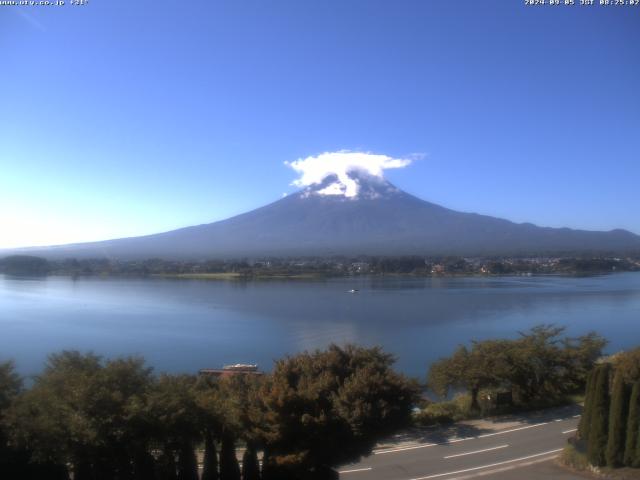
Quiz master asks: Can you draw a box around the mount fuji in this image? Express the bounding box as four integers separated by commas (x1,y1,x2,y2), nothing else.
5,171,640,259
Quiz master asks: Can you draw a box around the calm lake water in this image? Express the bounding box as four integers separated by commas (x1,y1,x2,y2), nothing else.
1,273,639,378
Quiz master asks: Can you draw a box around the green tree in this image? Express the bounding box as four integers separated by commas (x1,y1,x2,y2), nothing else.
177,442,199,480
88,356,154,479
260,449,277,480
242,443,260,480
0,255,49,275
211,374,265,480
257,344,419,479
623,382,640,467
219,434,241,480
429,326,606,411
194,383,222,479
132,449,156,480
587,364,611,467
144,374,204,480
6,351,102,477
4,385,71,479
614,348,640,384
507,325,568,402
201,431,219,480
562,332,607,391
217,375,265,435
0,361,22,414
155,451,178,480
0,360,29,479
6,352,154,480
606,371,629,467
578,367,597,442
428,341,509,412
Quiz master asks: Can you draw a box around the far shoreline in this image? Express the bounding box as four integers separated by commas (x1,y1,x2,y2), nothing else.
2,270,639,283
1,254,639,280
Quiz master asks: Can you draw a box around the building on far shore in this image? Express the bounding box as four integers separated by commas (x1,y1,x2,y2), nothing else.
198,364,264,378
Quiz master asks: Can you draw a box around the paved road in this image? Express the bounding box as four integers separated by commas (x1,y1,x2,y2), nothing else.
481,459,588,480
339,406,586,480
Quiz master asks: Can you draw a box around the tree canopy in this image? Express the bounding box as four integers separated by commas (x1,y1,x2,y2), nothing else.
428,325,606,409
255,344,420,478
1,345,419,480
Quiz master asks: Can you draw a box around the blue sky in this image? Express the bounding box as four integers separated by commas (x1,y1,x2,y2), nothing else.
1,0,639,248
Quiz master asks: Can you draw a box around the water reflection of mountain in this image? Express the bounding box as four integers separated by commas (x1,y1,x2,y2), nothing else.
180,274,640,330
2,273,639,378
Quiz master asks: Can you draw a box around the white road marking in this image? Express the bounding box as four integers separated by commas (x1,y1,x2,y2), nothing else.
443,444,509,459
446,437,477,444
375,421,554,455
409,448,564,480
375,443,438,454
339,467,372,474
476,422,548,438
562,428,577,434
444,454,559,480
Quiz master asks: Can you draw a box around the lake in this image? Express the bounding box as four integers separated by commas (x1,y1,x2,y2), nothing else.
1,273,639,378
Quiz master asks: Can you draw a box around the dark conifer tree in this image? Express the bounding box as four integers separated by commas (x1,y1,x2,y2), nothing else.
133,450,156,480
93,457,117,480
73,458,93,480
624,382,640,467
606,371,629,467
219,434,241,480
113,448,135,480
587,364,611,467
578,367,597,442
156,451,178,480
31,462,71,480
241,443,260,480
177,443,199,480
201,432,219,480
260,455,291,480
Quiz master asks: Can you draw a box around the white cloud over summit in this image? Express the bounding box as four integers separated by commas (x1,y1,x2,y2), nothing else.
285,151,412,198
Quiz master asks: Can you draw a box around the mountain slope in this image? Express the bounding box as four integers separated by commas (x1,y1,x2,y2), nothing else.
5,173,640,259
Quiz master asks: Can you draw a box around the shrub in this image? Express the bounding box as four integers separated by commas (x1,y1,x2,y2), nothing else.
561,444,589,471
414,395,470,426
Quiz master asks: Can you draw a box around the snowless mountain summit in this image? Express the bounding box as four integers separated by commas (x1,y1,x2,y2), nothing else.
5,169,640,260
